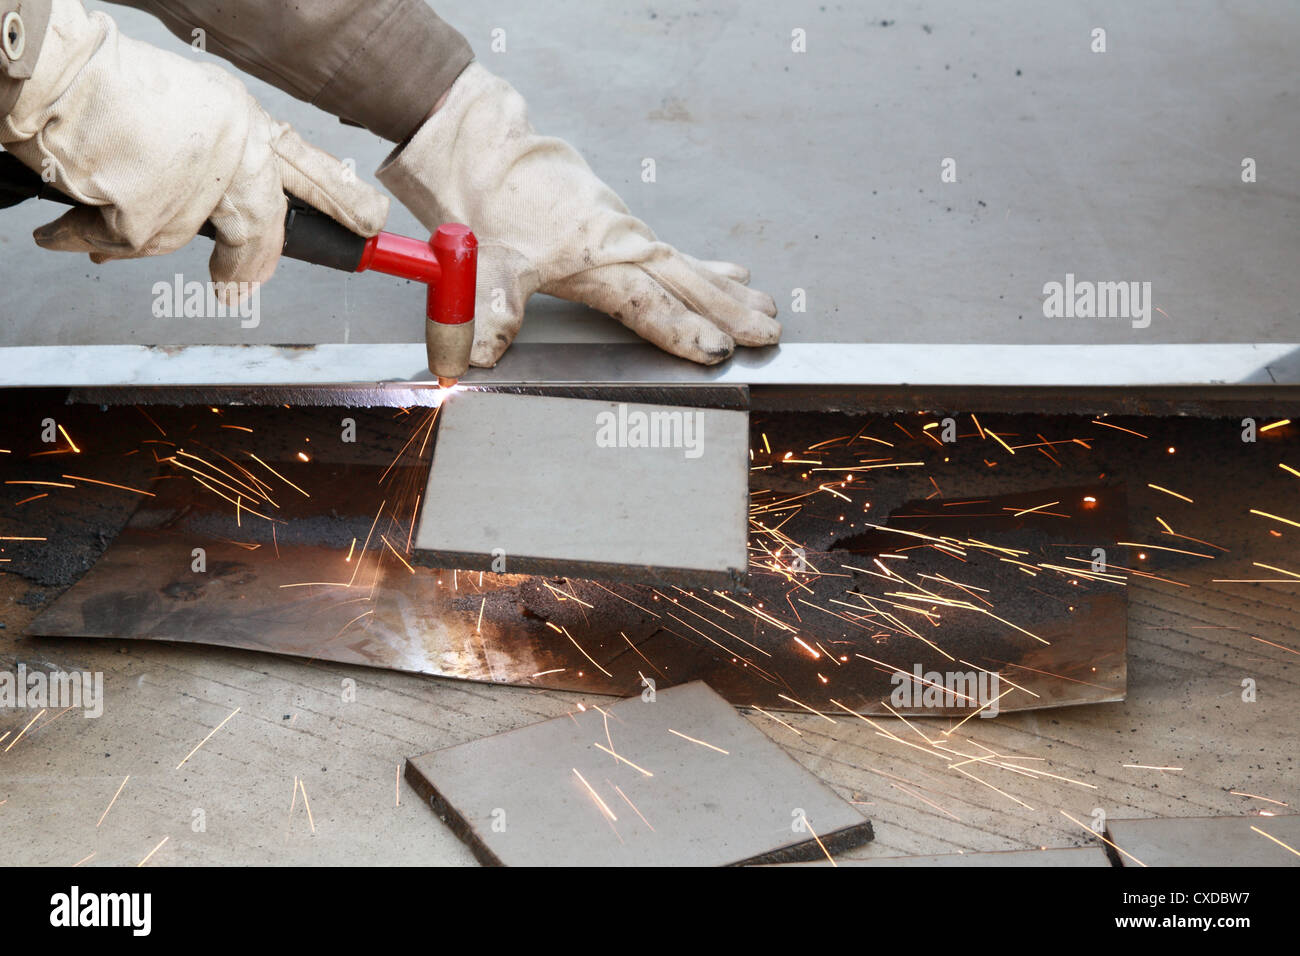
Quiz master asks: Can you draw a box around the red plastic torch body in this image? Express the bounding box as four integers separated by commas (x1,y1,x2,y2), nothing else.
357,224,478,386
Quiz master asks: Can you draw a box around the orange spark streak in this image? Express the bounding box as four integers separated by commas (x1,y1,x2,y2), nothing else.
1147,483,1193,503
667,728,729,754
612,784,654,831
592,742,654,777
97,775,130,827
561,626,613,677
176,707,240,769
1230,790,1289,807
1090,419,1148,439
801,815,836,866
3,708,45,751
1251,826,1300,857
62,475,155,496
380,535,415,573
1250,509,1300,530
248,453,310,497
572,768,617,821
298,778,316,832
751,704,803,736
137,836,169,867
57,424,81,452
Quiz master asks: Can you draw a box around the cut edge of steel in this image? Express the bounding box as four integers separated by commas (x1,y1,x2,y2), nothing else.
1,341,1298,391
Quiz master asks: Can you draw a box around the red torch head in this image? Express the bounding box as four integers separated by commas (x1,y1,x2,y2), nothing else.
427,224,477,387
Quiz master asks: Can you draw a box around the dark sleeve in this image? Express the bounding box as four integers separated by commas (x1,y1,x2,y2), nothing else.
112,0,474,142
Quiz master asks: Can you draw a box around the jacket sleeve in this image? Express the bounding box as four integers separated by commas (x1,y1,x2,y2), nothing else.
0,0,51,117
112,0,474,142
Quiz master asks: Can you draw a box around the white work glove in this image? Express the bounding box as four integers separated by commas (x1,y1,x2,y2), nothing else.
377,62,780,367
0,0,388,299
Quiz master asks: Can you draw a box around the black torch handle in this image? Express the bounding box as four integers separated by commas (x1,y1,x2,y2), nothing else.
0,150,370,274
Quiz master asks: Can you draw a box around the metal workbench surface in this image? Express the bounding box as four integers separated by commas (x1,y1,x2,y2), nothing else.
0,1,1297,386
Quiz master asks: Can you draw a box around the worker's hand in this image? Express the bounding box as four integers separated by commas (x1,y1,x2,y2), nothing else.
378,62,780,367
0,0,388,299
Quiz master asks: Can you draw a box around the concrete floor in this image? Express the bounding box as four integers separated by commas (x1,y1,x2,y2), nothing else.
1,556,1295,866
1,0,1297,353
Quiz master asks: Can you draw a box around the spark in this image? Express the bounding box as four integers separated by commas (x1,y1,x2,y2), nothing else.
1090,419,1148,439
560,626,612,677
298,778,316,832
890,781,963,821
1147,483,1193,503
1060,809,1145,866
1116,541,1214,558
1248,636,1300,657
750,704,803,736
62,475,155,496
612,784,654,830
3,708,45,751
1259,419,1290,433
137,836,169,867
406,493,421,552
97,775,130,827
777,694,836,724
1230,790,1289,807
1123,763,1182,771
1250,509,1300,530
988,430,1017,456
592,742,654,777
572,768,617,821
249,453,310,497
667,728,729,754
1011,500,1059,517
57,424,81,452
176,707,241,769
801,815,836,866
792,636,820,658
1250,826,1300,857
379,535,415,573
591,582,660,618
5,480,74,487
944,687,1014,734
73,851,95,867
396,764,402,807
952,766,1034,810
476,597,486,634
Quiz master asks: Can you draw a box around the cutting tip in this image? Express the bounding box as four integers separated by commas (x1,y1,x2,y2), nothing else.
437,376,459,389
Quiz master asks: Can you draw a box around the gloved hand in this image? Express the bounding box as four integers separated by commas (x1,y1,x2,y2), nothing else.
0,0,388,300
377,62,780,367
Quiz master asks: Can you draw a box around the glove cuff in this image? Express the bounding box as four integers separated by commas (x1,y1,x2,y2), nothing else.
2,0,104,139
375,61,660,289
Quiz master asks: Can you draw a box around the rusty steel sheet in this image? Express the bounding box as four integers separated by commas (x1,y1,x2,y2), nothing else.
404,681,873,866
26,400,1132,716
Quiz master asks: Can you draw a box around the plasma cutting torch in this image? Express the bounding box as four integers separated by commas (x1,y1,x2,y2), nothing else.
0,151,477,387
